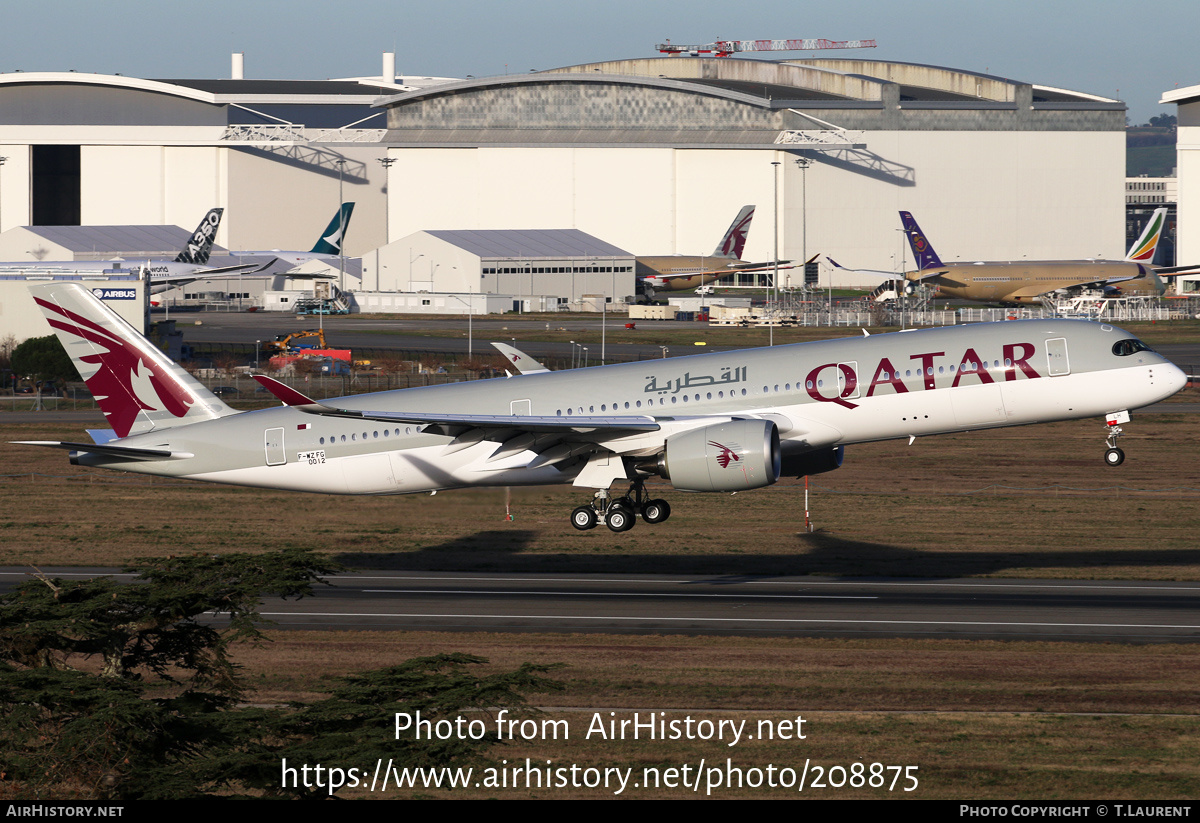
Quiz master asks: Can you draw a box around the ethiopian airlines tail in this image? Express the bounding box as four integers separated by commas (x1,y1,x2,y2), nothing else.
310,203,355,255
1125,207,1167,263
29,282,236,438
173,208,224,265
899,211,945,271
712,206,754,258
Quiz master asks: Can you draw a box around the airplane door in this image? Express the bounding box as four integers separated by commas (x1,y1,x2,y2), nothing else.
837,362,861,399
511,399,532,416
1046,338,1070,376
264,427,286,466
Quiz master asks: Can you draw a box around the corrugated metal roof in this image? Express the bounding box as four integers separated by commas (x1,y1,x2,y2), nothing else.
425,229,631,259
19,225,227,256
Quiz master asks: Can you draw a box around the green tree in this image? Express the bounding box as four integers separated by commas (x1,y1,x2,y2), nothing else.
0,550,561,799
10,335,76,387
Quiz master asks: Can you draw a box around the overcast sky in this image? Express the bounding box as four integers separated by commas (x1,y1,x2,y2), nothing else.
3,0,1194,125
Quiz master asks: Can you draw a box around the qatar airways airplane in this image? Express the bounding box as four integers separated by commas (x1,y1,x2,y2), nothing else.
18,282,1186,532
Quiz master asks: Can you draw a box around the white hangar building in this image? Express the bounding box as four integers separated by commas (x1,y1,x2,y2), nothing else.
376,58,1128,287
362,228,634,303
1160,84,1200,290
0,56,456,261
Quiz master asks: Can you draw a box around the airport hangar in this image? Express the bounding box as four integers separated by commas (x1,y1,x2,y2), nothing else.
0,56,1125,327
375,57,1127,290
1160,84,1200,292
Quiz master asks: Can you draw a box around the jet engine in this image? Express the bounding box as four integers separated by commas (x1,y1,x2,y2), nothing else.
780,444,844,477
658,419,780,492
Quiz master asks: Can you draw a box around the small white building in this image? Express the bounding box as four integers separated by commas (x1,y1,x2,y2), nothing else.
362,228,636,306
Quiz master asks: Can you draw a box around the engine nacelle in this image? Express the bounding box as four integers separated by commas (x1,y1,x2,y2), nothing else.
780,444,844,477
660,419,780,492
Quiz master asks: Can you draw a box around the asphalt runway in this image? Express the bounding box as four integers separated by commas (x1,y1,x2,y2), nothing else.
7,568,1198,643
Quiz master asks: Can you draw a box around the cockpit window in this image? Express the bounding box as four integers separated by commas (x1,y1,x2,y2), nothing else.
1112,339,1154,357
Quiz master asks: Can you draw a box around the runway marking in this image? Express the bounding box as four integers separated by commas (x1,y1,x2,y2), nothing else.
333,574,1200,593
361,589,876,600
261,611,1200,630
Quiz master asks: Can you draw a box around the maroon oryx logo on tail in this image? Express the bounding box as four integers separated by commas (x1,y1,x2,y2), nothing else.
34,297,195,437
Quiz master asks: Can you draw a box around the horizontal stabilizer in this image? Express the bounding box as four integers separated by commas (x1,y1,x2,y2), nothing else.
253,374,319,405
13,441,191,460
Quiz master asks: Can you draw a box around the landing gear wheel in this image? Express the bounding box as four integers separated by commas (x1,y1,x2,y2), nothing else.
571,506,598,530
642,499,672,524
605,506,635,532
1104,447,1125,467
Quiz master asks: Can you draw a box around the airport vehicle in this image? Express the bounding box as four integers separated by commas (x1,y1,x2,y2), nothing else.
830,209,1186,305
0,209,267,293
232,203,355,267
19,282,1186,532
637,206,794,293
263,330,329,354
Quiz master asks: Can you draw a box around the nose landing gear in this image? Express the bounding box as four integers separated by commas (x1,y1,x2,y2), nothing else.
569,479,672,532
1103,410,1129,467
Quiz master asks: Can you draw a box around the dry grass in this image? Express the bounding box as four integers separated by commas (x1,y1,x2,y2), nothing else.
237,631,1200,799
5,412,1200,798
3,415,1199,579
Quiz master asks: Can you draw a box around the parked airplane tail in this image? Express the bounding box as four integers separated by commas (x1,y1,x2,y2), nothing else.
899,211,945,270
310,203,355,255
29,282,235,438
1125,207,1167,263
173,208,224,265
712,206,755,258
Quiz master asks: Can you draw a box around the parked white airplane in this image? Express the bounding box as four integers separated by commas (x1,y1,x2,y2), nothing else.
231,203,355,268
19,282,1186,532
0,209,268,293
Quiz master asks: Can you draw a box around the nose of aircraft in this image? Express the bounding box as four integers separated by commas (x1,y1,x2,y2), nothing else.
1161,361,1189,399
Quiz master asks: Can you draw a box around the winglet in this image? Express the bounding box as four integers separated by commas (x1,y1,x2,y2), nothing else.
253,374,319,406
491,342,550,374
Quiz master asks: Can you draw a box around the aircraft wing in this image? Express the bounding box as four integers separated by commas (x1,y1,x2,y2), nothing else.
826,257,908,278
252,375,658,437
1153,264,1200,275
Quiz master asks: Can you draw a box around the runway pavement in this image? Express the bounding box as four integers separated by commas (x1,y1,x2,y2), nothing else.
6,568,1197,643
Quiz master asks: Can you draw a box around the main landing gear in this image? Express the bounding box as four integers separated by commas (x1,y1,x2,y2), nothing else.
571,479,672,533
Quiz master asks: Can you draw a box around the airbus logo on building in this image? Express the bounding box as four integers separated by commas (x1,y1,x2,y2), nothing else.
91,288,138,300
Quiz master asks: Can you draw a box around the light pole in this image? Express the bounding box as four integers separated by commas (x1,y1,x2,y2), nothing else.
335,158,346,294
0,156,7,233
771,160,780,347
447,292,473,359
377,156,395,247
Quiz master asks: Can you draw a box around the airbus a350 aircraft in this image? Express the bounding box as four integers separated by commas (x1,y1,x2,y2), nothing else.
636,206,794,293
0,209,267,293
19,282,1185,532
231,203,355,267
830,209,1185,305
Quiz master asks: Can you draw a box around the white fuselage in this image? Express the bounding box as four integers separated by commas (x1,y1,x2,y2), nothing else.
78,320,1187,496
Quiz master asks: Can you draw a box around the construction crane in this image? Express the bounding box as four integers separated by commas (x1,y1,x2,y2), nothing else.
656,38,877,57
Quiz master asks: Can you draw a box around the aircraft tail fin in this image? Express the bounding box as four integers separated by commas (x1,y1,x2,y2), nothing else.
899,211,944,270
310,203,355,255
174,208,224,265
1125,207,1167,263
29,282,236,439
713,206,754,258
